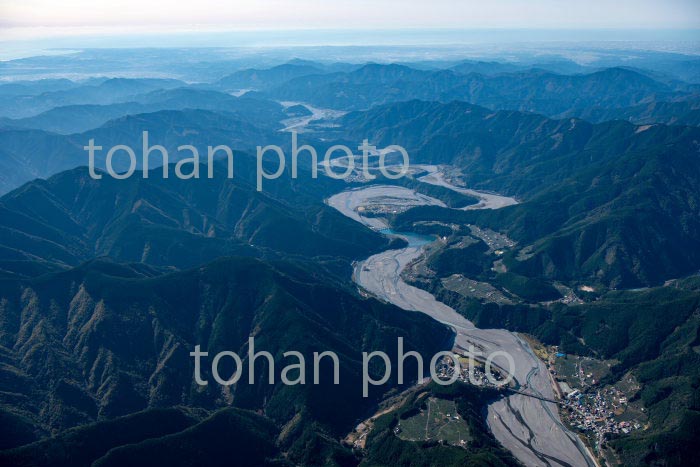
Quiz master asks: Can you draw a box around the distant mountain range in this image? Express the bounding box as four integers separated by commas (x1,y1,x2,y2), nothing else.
268,64,700,125
216,63,326,91
0,105,286,194
0,86,286,134
0,78,186,119
1,51,700,467
3,63,699,130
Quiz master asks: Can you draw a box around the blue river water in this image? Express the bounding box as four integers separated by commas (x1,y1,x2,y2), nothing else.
378,228,434,247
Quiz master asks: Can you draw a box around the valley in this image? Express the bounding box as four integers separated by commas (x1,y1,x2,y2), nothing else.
1,42,699,466
414,165,519,210
280,101,346,132
328,168,597,466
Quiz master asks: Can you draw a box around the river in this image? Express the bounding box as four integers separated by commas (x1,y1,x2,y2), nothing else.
327,166,597,467
280,101,347,132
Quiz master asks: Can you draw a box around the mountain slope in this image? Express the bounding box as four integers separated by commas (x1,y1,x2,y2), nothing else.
439,275,700,467
0,162,389,278
0,106,282,194
0,256,451,463
0,408,199,467
1,90,286,134
217,63,324,91
269,63,698,121
350,100,700,287
0,78,185,119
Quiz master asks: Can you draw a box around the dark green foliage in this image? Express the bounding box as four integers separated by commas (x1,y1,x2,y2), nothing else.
0,256,451,463
442,277,700,466
494,273,560,302
0,161,389,278
272,64,696,119
92,409,281,467
361,384,519,467
379,100,700,287
0,408,197,467
2,60,700,467
427,240,489,278
0,409,38,450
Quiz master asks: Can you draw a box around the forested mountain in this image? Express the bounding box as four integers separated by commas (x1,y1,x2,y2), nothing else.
0,106,286,194
0,161,389,278
216,63,325,91
346,100,700,287
0,257,451,465
269,64,700,124
0,78,186,119
431,273,700,466
1,47,700,467
0,89,286,135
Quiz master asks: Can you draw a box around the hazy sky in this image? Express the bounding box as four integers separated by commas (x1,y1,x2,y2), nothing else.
1,0,699,40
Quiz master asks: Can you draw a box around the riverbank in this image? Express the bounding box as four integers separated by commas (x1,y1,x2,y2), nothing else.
328,170,597,466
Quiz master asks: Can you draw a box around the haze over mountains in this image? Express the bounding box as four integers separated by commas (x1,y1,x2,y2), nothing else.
267,64,700,121
1,46,700,466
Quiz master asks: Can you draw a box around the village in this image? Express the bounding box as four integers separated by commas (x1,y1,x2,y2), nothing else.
546,347,647,450
433,342,647,452
434,351,509,387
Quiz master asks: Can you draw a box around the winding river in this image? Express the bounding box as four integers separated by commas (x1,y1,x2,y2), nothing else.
328,167,597,467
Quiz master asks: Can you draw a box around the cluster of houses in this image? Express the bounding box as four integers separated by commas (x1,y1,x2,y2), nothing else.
557,379,641,446
435,354,505,386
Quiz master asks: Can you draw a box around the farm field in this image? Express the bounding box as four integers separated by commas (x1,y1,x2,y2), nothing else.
396,397,471,446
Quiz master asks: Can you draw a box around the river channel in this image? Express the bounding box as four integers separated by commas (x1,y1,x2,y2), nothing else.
327,167,596,467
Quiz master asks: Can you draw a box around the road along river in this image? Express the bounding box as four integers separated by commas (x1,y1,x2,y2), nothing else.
327,170,597,467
